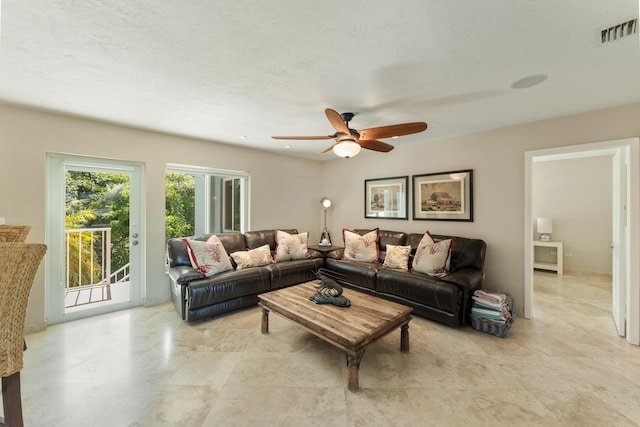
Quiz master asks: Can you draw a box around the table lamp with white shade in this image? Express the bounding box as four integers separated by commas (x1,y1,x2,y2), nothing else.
537,217,553,242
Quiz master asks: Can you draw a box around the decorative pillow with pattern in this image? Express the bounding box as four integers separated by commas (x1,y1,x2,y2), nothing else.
230,244,274,269
383,244,412,270
420,231,452,271
412,233,454,277
275,230,309,261
182,235,233,277
343,228,380,262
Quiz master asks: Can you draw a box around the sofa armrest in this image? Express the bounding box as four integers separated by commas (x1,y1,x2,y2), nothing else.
168,265,204,285
439,268,483,292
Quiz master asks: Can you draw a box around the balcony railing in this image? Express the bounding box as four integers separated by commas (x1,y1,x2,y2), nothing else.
65,227,131,288
65,227,130,310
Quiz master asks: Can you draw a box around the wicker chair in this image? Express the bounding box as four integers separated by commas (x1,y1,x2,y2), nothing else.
0,226,31,243
0,243,47,427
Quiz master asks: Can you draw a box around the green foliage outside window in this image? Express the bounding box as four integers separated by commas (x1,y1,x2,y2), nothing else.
65,171,130,286
165,172,195,239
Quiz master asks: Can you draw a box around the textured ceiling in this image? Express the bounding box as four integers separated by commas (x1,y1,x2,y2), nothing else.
1,1,639,160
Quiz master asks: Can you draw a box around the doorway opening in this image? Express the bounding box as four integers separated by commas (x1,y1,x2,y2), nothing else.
524,138,640,345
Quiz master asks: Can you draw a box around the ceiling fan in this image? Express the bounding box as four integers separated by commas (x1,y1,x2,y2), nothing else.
272,108,428,158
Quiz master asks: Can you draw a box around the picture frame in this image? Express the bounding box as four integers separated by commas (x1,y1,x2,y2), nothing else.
364,176,408,219
412,169,473,221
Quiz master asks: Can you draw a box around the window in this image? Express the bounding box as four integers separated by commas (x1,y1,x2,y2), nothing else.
165,165,249,239
223,178,242,232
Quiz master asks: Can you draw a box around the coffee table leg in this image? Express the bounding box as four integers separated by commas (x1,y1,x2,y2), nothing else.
400,323,409,353
346,351,365,391
261,306,269,334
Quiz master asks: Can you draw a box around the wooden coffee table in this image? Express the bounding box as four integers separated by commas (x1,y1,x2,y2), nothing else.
258,281,413,391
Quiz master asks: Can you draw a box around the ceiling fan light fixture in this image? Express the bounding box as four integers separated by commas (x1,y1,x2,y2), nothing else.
333,139,361,158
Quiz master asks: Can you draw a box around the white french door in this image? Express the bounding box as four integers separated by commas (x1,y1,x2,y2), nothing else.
46,154,144,324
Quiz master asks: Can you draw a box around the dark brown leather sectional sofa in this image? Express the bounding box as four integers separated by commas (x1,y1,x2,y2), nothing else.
166,228,486,327
167,229,323,322
325,229,487,327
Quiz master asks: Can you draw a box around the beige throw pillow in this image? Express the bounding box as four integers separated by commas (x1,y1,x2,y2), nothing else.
231,244,274,269
412,233,453,277
183,235,233,277
343,228,379,262
383,244,411,270
275,230,309,261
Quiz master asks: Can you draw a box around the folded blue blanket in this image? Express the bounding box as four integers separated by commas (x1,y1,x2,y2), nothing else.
471,307,508,321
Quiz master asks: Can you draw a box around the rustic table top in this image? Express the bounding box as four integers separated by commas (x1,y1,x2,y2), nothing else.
258,281,412,353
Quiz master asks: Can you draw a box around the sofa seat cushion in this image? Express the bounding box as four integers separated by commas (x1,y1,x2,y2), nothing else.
376,268,460,314
266,258,325,290
325,258,379,291
187,267,271,309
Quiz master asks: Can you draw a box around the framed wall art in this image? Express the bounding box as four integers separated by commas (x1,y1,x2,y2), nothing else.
364,176,408,219
412,169,473,221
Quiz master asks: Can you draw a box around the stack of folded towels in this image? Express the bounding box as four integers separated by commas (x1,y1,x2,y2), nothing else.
471,290,511,322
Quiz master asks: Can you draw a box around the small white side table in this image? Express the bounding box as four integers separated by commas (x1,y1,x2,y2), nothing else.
533,240,563,275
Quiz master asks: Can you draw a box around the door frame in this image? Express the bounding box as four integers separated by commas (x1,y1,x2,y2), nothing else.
523,137,640,345
45,153,145,324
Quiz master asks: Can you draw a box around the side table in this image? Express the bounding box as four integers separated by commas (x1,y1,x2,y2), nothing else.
308,245,344,257
533,240,563,274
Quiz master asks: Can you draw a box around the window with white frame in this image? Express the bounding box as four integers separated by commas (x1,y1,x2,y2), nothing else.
165,164,249,239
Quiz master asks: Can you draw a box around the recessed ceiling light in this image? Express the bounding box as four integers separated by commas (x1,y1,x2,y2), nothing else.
392,136,399,139
239,135,247,139
284,145,291,149
511,74,548,89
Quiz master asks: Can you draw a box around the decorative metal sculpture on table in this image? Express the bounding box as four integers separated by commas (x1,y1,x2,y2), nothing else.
309,268,351,307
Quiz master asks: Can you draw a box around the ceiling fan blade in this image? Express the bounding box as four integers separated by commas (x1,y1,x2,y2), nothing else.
325,108,351,135
272,135,333,140
358,139,395,152
320,142,338,154
359,122,427,140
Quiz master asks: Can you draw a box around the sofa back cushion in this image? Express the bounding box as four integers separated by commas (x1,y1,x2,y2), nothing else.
244,229,297,251
167,238,191,268
215,233,247,254
407,233,486,272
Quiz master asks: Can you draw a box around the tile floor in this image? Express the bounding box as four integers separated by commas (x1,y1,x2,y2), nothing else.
7,271,640,426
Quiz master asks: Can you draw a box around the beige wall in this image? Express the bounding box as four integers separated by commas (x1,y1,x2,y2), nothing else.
533,156,613,274
322,101,640,314
0,103,323,331
2,101,639,329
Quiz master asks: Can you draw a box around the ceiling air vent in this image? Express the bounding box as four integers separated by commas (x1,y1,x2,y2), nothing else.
598,18,638,44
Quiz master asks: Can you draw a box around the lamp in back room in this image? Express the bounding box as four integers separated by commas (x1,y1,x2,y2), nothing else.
536,217,553,241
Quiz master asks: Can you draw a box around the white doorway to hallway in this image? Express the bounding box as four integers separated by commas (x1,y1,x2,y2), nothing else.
46,153,145,324
524,138,640,346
